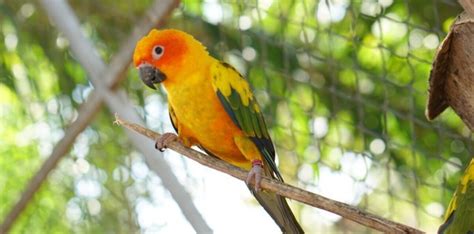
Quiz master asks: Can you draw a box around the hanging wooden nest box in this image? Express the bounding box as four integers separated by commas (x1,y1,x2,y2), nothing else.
426,12,474,130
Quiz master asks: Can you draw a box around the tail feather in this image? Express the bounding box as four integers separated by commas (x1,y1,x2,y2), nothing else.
199,145,303,232
249,166,304,233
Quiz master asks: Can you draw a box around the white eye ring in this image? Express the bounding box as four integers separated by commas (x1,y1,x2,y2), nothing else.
152,45,164,60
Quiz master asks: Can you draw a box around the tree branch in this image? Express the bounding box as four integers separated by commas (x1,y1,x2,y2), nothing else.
114,114,425,234
0,95,100,234
39,0,211,232
1,1,213,233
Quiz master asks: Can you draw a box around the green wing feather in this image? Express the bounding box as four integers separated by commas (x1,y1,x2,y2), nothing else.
439,159,474,234
210,61,304,233
169,105,179,133
210,61,282,180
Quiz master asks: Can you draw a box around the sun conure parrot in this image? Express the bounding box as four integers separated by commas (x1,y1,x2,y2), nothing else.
438,158,474,234
133,29,303,233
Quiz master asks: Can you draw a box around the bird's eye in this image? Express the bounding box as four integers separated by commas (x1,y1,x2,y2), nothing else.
152,45,164,60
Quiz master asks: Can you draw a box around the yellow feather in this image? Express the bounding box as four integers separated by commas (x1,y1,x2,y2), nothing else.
211,62,252,106
444,159,474,220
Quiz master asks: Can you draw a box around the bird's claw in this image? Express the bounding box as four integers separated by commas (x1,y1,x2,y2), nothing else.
246,159,263,191
155,133,178,152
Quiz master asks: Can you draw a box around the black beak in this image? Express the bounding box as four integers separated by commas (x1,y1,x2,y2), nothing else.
138,64,166,90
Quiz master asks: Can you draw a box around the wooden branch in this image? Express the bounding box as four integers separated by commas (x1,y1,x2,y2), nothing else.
1,1,214,234
40,0,212,231
114,115,425,234
459,0,474,16
0,94,101,234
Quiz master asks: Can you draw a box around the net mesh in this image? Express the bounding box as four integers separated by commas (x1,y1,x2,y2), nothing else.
0,0,469,233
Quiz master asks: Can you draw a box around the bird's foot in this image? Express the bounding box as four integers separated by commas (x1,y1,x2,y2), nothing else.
246,159,264,191
155,133,179,152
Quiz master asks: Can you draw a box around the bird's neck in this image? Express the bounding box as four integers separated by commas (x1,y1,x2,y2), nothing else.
162,55,215,91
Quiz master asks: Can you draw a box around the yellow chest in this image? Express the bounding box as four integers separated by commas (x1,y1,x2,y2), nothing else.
164,73,246,163
167,73,220,130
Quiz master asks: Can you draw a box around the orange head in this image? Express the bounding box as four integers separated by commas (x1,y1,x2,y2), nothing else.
133,29,208,89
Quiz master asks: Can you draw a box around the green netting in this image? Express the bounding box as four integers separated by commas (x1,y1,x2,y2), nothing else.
0,0,470,233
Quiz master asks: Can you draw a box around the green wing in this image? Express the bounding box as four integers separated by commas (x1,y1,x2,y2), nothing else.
210,61,303,233
169,105,179,133
210,61,282,180
439,159,474,234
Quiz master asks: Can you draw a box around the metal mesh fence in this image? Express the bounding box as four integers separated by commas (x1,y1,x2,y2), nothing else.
0,0,470,233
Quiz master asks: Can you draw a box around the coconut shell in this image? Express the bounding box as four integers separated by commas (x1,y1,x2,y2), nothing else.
426,12,474,130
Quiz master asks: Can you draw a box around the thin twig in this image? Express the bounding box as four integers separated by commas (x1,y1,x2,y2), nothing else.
114,114,425,234
37,0,211,232
1,1,214,234
459,0,474,16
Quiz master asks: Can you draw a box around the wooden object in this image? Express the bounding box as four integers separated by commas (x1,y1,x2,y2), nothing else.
426,12,474,130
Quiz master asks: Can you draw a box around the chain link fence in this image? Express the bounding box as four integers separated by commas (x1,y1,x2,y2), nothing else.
0,0,469,233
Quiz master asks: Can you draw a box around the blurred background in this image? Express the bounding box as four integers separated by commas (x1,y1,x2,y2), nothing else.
0,0,470,233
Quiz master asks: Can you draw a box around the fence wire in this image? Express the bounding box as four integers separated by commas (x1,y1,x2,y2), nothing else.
0,0,470,233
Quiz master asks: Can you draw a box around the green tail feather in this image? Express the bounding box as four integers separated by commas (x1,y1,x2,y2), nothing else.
249,166,304,234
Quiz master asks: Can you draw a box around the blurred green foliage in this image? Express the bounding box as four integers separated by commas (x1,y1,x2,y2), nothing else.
0,0,471,233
